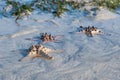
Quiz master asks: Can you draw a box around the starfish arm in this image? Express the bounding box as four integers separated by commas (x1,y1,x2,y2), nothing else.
48,50,64,54
19,56,31,62
19,53,40,62
54,35,64,40
39,51,54,60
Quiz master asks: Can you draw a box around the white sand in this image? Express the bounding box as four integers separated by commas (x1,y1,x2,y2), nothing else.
0,1,120,80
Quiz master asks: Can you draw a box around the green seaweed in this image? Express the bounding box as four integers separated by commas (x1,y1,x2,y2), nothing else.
3,0,120,18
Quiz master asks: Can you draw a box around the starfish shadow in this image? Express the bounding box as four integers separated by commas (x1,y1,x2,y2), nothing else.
18,49,29,61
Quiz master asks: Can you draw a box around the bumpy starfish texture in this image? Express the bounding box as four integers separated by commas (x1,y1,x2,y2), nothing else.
20,44,63,61
40,33,63,43
40,33,55,43
78,26,102,37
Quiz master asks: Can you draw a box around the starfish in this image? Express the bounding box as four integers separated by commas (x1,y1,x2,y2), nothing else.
77,26,102,37
40,33,63,43
20,44,64,61
25,33,63,44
